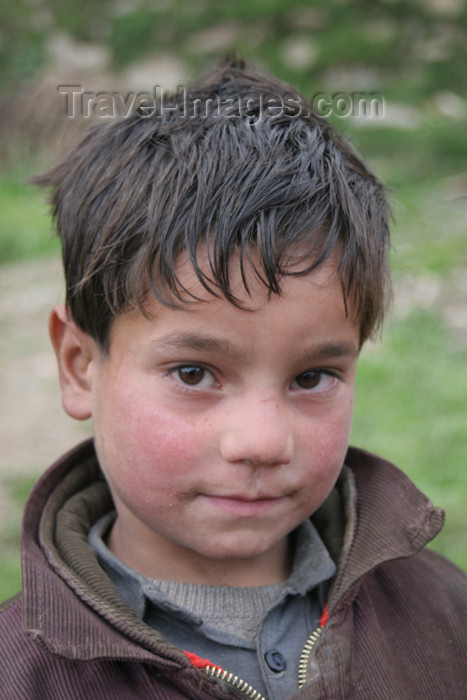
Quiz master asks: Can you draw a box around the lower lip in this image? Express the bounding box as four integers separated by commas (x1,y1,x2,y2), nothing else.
201,495,286,517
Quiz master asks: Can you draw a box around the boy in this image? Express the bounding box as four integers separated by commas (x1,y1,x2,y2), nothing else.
0,58,466,699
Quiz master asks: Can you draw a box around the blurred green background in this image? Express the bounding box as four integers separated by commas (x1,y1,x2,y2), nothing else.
0,0,466,600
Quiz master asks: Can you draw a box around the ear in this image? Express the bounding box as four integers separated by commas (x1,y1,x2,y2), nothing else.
49,304,99,420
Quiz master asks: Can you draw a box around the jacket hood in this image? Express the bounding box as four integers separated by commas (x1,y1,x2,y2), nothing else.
20,439,444,663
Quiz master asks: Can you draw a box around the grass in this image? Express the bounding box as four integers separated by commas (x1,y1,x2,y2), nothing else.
0,474,37,601
0,176,58,262
352,310,467,571
2,0,467,103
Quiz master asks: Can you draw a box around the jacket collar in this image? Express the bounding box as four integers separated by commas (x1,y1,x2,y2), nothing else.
21,439,444,660
314,447,444,613
22,440,186,665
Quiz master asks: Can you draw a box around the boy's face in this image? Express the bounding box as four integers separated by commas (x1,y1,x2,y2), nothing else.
54,251,359,585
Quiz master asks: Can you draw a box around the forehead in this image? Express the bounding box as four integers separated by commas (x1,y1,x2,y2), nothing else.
168,246,348,312
107,249,360,358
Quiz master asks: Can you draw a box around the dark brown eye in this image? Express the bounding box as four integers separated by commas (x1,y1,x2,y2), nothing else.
294,371,322,389
177,366,206,385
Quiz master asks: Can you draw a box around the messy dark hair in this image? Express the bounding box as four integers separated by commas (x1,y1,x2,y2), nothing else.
35,57,392,351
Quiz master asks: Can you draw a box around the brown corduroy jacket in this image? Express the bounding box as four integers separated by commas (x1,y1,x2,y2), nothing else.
0,439,466,699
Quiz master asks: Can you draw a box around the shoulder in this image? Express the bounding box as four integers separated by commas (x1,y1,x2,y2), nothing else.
375,547,467,605
0,593,51,696
330,551,467,697
0,592,44,656
385,546,467,589
358,549,467,657
375,547,467,622
0,592,25,640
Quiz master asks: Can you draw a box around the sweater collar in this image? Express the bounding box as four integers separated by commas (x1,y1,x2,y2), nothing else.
87,514,336,623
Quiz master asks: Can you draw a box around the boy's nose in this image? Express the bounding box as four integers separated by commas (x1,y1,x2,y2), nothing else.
219,394,294,467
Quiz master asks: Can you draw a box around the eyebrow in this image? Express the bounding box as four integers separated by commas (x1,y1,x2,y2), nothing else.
154,332,358,364
302,341,359,362
155,333,249,362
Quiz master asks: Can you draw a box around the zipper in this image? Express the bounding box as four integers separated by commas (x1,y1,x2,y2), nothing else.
187,604,328,698
204,665,266,700
297,624,325,688
298,603,329,688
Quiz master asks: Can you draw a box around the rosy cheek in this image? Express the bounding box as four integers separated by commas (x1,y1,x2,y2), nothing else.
120,408,202,479
307,417,351,473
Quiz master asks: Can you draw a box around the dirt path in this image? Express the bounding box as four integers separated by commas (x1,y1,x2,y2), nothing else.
0,255,92,483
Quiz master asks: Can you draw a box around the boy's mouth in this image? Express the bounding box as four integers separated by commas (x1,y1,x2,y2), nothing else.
200,493,287,517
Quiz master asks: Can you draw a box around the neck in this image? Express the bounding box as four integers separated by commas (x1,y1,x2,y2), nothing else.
107,517,293,586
